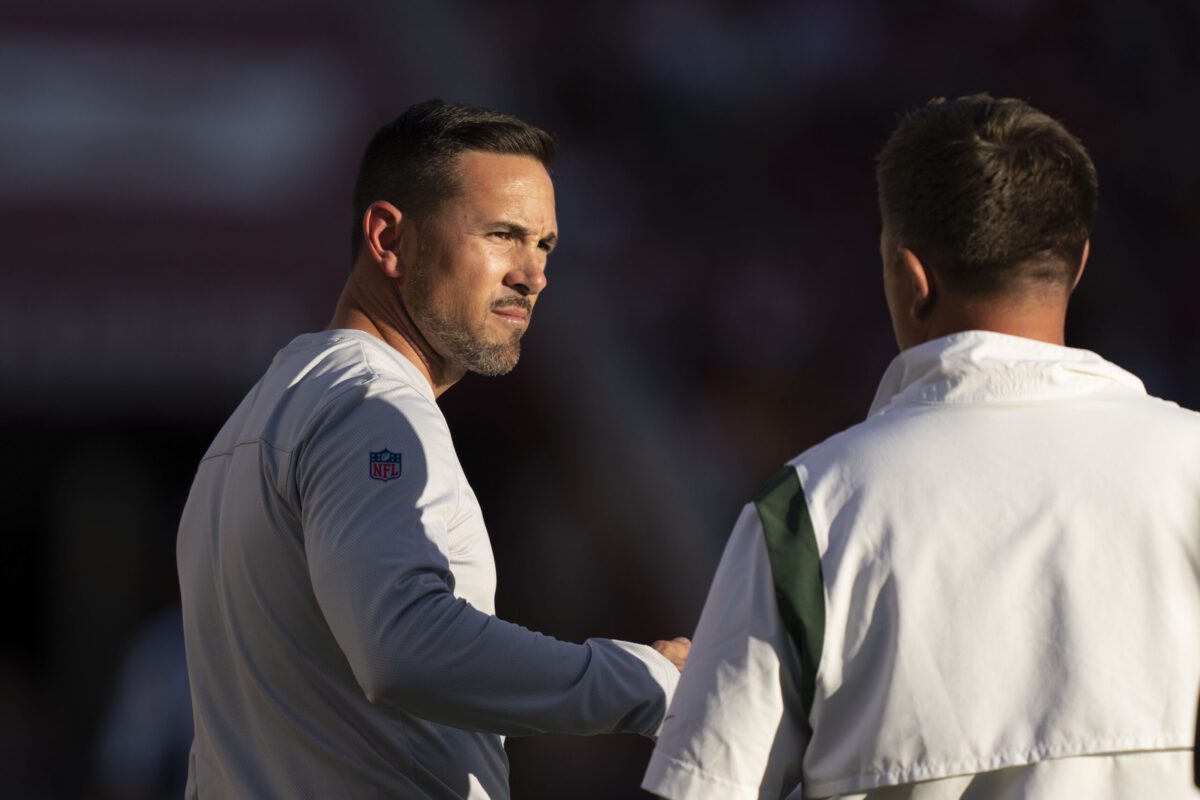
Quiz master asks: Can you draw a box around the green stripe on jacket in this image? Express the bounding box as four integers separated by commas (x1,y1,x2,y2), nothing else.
755,466,825,725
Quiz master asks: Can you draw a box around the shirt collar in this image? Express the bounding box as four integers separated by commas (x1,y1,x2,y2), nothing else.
867,330,1145,418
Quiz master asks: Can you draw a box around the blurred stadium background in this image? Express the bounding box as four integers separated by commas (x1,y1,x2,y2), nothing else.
1,1,1197,797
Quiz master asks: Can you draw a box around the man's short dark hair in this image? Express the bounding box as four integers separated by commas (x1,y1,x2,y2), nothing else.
876,94,1098,295
351,99,556,260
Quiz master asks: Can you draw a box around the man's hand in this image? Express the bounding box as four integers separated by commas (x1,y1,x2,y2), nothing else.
651,637,691,671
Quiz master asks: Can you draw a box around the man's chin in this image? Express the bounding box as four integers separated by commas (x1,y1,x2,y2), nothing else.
425,318,522,377
462,342,520,377
469,361,517,378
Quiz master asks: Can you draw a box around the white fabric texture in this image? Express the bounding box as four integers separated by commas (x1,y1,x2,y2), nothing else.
646,331,1200,799
177,329,677,800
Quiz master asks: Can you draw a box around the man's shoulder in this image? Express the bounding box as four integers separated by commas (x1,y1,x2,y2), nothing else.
276,330,430,400
779,411,895,482
1126,388,1200,426
771,380,1200,519
265,331,435,419
211,331,441,457
273,334,460,493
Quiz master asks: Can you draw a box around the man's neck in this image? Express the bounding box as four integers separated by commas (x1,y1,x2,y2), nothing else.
921,291,1069,347
326,272,464,398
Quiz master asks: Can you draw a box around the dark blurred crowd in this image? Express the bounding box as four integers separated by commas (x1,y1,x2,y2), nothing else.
2,1,1197,797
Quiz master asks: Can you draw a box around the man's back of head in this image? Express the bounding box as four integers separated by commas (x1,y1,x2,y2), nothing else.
877,94,1098,297
875,95,1101,350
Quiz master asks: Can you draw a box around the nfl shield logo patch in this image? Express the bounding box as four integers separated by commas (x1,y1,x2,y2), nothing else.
369,449,403,482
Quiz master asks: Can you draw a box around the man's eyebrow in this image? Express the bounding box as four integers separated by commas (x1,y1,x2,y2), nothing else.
493,221,558,250
492,221,531,235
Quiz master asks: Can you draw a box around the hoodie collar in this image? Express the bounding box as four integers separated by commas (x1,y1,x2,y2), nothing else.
868,330,1145,418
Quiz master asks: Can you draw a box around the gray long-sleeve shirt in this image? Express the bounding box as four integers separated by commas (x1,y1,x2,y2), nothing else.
177,329,678,799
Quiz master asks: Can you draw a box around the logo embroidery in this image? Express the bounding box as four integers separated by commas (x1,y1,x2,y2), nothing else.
369,449,403,482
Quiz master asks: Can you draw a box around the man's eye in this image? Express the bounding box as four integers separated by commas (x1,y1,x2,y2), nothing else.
489,231,512,240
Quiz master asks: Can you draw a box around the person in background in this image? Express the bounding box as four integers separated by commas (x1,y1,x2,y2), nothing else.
93,604,191,800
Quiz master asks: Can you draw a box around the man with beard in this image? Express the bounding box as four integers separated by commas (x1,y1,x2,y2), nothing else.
643,94,1200,798
177,100,689,800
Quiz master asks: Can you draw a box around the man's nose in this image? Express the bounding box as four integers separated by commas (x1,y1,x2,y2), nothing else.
505,250,548,297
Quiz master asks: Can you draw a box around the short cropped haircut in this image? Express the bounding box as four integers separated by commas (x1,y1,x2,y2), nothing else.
876,94,1098,294
351,99,556,260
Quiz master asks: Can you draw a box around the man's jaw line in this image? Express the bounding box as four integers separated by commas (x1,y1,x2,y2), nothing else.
396,305,467,393
331,276,530,395
400,297,528,390
342,282,466,396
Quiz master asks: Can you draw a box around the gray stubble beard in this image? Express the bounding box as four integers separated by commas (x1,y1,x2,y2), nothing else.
419,309,522,377
405,247,525,377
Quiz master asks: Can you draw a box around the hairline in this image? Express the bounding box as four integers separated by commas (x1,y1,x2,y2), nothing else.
416,149,553,223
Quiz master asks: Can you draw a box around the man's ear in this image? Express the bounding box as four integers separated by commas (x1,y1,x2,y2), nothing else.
897,247,935,321
362,201,407,279
1071,239,1089,292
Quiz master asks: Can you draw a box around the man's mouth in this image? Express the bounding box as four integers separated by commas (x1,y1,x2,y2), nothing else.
491,300,531,324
